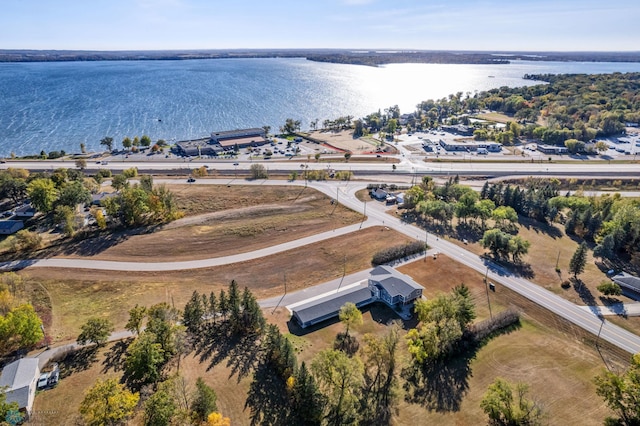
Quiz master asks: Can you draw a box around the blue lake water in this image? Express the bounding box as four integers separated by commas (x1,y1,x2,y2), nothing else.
2,58,640,156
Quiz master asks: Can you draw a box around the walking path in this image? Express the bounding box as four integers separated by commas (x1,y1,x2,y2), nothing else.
0,218,376,272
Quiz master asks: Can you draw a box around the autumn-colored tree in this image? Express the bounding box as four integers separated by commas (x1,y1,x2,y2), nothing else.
207,412,231,426
79,378,139,426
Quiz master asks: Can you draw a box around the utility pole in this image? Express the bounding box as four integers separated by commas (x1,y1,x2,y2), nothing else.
424,229,428,261
337,254,347,293
484,266,493,319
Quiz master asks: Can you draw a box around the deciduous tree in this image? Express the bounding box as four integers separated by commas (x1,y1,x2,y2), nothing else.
79,378,139,426
339,302,363,340
480,378,544,426
27,178,58,212
125,304,147,335
77,317,114,347
100,136,114,151
311,349,364,426
125,331,165,387
595,353,640,425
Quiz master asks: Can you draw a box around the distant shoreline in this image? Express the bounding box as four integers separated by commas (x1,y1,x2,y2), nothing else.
2,49,640,65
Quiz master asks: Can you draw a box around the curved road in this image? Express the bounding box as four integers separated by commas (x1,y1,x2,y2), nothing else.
3,177,640,354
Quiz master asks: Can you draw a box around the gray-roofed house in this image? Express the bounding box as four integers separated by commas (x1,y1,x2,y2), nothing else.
612,272,640,300
368,265,423,308
371,188,388,200
14,204,36,218
0,220,24,235
0,358,40,418
91,192,118,206
291,266,424,329
292,286,375,329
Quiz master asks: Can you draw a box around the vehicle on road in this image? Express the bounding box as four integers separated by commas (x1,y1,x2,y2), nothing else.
187,177,196,183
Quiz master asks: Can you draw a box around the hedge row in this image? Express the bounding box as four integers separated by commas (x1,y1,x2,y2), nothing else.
371,241,426,265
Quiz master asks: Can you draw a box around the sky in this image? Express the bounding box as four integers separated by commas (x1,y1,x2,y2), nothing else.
1,0,639,51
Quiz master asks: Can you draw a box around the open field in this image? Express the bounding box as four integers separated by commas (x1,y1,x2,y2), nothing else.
55,185,363,261
474,112,514,123
306,130,379,153
20,226,412,342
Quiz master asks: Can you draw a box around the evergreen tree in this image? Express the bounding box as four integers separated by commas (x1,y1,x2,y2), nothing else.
569,242,588,279
240,287,265,335
208,292,217,325
227,280,241,332
183,291,204,334
290,362,325,426
218,290,228,321
191,377,218,423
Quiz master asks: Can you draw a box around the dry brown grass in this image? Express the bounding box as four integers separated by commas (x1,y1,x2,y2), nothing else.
20,226,412,342
57,186,362,262
475,112,514,123
32,254,621,426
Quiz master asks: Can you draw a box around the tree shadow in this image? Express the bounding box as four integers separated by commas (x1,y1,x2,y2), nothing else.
193,323,261,383
518,216,563,239
101,338,133,374
333,332,360,356
401,350,475,412
244,361,290,426
573,278,600,316
454,222,483,243
57,346,99,379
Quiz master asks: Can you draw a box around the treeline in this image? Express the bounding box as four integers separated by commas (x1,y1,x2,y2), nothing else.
306,51,510,66
475,72,640,143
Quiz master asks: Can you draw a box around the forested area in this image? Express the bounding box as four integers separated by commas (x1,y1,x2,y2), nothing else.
352,72,640,148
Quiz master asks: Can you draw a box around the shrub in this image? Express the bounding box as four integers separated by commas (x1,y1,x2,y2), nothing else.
372,241,425,265
597,281,622,296
561,280,571,289
464,309,520,345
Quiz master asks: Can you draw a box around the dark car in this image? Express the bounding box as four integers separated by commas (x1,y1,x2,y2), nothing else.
187,177,196,183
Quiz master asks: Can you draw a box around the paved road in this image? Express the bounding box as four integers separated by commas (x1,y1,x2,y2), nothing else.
0,218,376,272
4,158,640,178
4,177,640,354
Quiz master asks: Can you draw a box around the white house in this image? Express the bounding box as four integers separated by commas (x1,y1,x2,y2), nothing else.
0,358,40,419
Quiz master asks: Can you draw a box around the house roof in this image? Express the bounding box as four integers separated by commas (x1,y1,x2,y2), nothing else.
0,220,23,231
210,128,265,141
217,135,267,148
370,265,423,298
613,273,640,291
292,286,374,326
14,205,36,215
0,358,39,410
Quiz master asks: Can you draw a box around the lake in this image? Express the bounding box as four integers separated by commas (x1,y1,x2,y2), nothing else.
2,58,640,156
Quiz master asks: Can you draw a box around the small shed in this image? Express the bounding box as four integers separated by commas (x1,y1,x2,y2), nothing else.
0,358,40,418
0,220,24,235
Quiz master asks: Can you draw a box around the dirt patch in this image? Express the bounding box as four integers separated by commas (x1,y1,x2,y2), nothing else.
305,130,379,154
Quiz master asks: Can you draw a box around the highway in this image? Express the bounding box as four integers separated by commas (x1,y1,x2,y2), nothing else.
3,158,640,178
